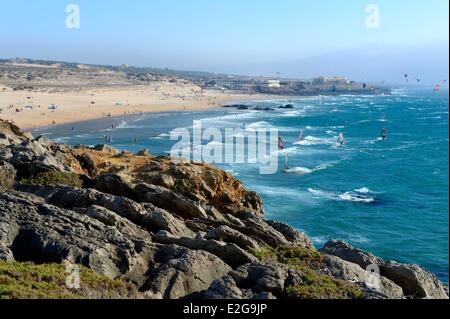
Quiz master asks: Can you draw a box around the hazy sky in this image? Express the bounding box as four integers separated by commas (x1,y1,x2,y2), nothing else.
1,0,448,84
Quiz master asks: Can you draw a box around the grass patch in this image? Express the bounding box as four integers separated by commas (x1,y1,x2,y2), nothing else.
250,245,365,299
0,261,138,299
20,171,82,188
285,276,365,299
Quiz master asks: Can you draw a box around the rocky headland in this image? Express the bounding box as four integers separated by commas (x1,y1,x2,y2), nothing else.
0,119,448,299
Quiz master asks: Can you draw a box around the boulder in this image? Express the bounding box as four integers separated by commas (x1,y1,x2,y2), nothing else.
134,183,207,219
230,262,304,297
320,240,382,268
93,174,137,200
204,225,260,250
142,245,231,299
266,220,313,248
321,240,449,299
141,203,195,238
153,231,257,267
194,275,276,299
149,174,175,189
322,254,404,299
380,261,448,299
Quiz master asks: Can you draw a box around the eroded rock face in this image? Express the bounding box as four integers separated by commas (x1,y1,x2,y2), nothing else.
321,240,448,299
0,119,447,300
0,191,156,279
321,255,404,299
380,262,448,299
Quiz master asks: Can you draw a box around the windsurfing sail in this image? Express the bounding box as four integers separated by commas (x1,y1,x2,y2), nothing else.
434,84,440,92
338,133,345,145
282,154,290,171
278,137,286,150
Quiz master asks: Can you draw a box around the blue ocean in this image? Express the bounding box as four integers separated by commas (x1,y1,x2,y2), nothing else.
35,88,449,282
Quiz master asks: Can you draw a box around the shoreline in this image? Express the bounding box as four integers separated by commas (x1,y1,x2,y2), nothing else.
0,84,299,129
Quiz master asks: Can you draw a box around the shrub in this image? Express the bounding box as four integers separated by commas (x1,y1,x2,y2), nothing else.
20,171,82,188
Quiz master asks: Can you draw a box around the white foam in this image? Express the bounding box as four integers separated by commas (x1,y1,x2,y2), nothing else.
354,187,371,194
285,166,313,174
294,136,334,146
308,188,375,204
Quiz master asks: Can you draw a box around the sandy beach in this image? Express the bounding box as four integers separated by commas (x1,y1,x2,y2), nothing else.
0,82,281,129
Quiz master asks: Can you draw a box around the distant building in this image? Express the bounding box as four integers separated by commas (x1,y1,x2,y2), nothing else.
267,80,281,88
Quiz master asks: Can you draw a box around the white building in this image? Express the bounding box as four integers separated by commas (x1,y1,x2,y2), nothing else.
267,80,281,88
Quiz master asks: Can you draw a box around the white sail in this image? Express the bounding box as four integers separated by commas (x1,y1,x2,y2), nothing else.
278,137,286,150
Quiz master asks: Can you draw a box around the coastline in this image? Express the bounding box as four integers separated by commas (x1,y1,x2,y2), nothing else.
0,117,448,299
0,84,298,129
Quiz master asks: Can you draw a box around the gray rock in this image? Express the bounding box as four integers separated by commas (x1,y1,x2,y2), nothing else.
266,220,313,248
134,183,207,219
321,240,449,299
153,231,257,267
380,261,448,299
196,275,272,299
149,174,175,189
204,225,260,250
0,190,156,279
141,203,194,238
320,240,382,268
322,254,404,299
230,262,304,297
142,246,231,299
93,174,137,200
17,185,147,226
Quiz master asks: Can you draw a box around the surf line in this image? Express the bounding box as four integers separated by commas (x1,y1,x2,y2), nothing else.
169,120,280,174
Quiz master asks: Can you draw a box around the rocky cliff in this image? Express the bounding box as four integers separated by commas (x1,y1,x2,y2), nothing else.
0,119,448,299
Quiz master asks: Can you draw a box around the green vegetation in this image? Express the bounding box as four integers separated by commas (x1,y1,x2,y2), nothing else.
250,245,365,299
250,245,324,269
0,261,138,299
20,171,83,188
